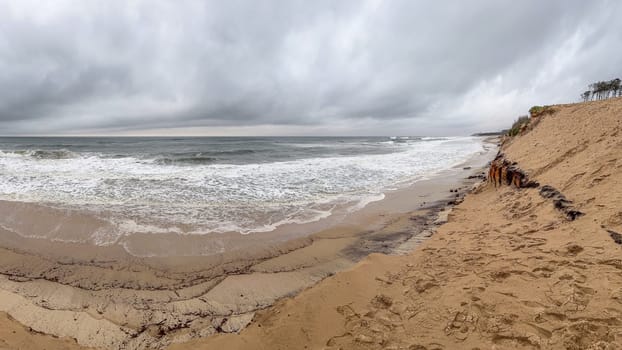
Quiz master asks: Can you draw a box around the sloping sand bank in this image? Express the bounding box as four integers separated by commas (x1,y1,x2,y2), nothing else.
172,98,622,349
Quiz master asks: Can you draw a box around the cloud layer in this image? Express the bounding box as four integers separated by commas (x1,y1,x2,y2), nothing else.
0,0,621,135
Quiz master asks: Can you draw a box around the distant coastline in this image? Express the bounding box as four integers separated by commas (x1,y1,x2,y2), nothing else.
471,130,507,137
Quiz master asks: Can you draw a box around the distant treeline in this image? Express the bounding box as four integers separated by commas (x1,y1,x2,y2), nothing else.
471,131,506,137
581,78,621,102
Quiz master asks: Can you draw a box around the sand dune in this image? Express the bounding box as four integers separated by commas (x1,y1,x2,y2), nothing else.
171,98,622,349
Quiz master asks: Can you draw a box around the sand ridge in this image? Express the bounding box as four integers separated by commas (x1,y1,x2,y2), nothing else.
171,98,622,349
0,311,93,350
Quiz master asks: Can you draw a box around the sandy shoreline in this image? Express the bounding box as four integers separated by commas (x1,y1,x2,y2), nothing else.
170,98,622,349
0,140,496,349
11,93,622,350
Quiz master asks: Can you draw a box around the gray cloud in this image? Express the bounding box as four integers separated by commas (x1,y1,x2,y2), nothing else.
0,0,621,135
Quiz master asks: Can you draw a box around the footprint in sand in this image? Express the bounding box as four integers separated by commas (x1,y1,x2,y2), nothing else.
550,319,620,350
544,282,595,313
444,310,478,341
561,243,584,256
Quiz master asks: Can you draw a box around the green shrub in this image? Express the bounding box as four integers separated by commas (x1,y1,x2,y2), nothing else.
507,115,529,136
528,105,555,117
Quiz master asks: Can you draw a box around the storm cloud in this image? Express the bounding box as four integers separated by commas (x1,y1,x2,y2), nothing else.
0,0,621,135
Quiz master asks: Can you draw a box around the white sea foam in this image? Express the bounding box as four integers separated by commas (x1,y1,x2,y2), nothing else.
0,137,484,243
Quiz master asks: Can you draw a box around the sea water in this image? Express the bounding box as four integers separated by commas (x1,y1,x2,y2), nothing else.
0,136,483,244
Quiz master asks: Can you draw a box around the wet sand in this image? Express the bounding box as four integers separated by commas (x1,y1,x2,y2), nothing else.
0,141,496,349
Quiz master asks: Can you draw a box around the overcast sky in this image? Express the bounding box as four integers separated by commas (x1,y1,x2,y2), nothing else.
0,1,620,136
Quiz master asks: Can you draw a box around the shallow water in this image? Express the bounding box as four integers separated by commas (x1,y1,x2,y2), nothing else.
0,136,484,244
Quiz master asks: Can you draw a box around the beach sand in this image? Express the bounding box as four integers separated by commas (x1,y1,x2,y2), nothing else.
168,98,622,349
5,97,620,350
0,142,495,349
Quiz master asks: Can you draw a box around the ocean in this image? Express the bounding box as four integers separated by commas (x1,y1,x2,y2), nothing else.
0,136,484,245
